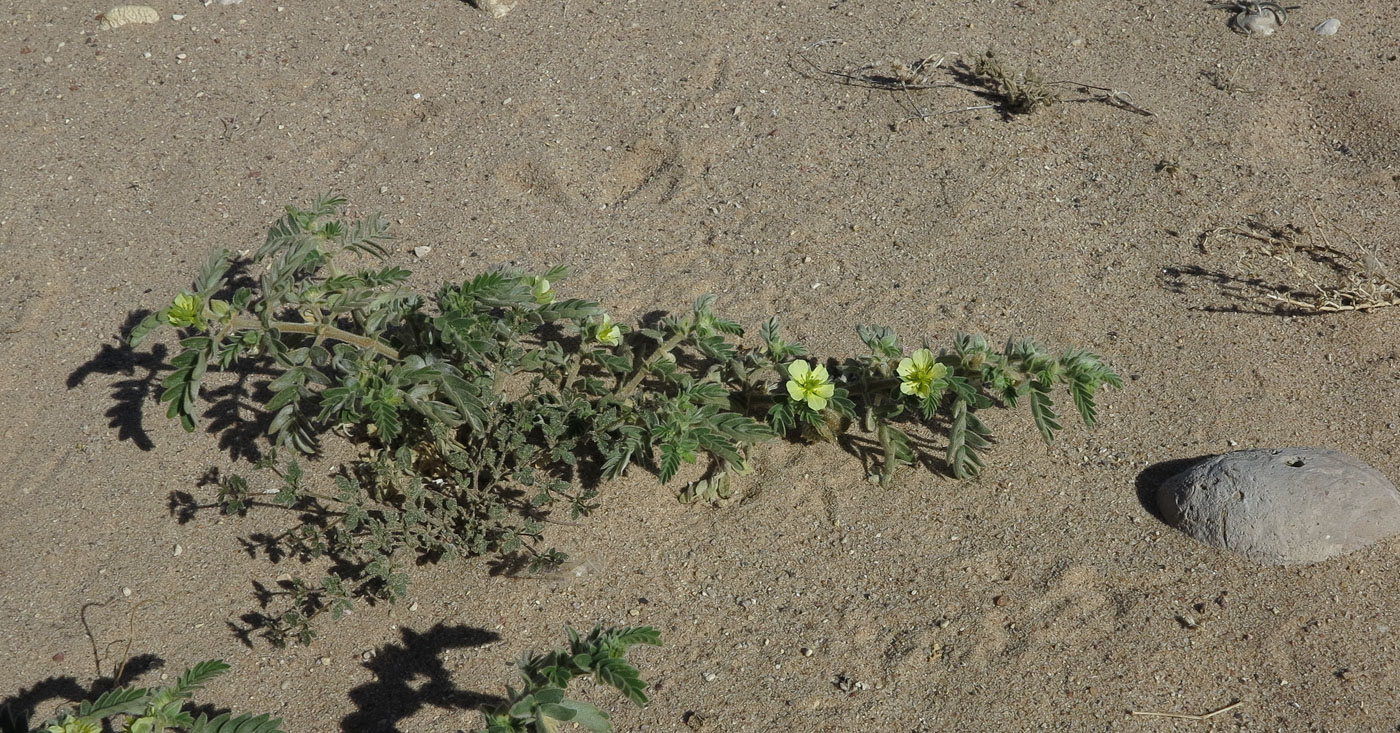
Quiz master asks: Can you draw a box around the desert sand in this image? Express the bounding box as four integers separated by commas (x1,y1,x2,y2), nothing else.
3,0,1399,730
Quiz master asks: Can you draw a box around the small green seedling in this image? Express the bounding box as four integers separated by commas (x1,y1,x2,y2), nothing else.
476,625,661,733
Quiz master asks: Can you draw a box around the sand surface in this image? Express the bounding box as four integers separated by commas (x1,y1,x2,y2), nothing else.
3,0,1400,730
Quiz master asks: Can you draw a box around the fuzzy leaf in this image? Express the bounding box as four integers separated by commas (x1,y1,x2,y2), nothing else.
947,398,992,479
551,700,611,732
189,712,288,733
126,311,165,348
175,660,231,697
75,686,150,720
1027,381,1061,444
592,656,649,707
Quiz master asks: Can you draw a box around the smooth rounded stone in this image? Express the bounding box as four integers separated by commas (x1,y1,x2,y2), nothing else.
1157,448,1400,566
1313,18,1341,36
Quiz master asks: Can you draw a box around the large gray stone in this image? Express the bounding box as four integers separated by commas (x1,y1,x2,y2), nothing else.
1156,448,1400,566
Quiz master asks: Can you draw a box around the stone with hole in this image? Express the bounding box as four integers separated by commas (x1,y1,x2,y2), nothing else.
1156,448,1400,565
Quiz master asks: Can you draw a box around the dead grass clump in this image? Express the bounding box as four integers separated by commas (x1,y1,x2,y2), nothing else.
1208,210,1400,313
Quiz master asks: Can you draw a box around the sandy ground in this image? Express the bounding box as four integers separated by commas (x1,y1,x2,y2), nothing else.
4,0,1400,730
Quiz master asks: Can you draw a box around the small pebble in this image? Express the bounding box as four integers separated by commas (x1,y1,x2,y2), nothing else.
52,653,64,662
121,587,132,597
413,246,431,258
702,672,717,682
800,647,813,657
477,0,518,18
172,544,183,556
993,594,1009,607
408,602,419,612
319,656,331,666
1313,18,1341,36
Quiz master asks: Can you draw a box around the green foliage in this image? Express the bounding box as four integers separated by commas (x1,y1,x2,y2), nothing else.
131,195,1120,641
476,625,661,733
5,661,284,733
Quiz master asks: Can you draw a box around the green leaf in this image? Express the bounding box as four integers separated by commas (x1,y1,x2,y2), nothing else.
126,311,165,348
194,248,233,294
174,660,231,697
608,626,662,648
1027,381,1061,444
368,398,402,443
538,298,603,321
947,398,992,479
75,685,150,719
537,702,577,722
189,712,288,733
1060,349,1121,427
710,412,775,444
592,656,650,707
552,700,611,732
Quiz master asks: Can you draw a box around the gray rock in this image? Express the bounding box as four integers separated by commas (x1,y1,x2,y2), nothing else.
1157,448,1400,566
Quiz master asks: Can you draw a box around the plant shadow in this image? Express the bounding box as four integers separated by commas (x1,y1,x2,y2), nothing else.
340,623,504,733
65,311,170,452
0,653,175,732
1156,264,1307,315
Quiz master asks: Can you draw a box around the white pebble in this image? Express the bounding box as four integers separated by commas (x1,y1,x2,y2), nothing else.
172,544,183,556
1313,18,1341,36
413,246,432,258
702,672,717,682
121,587,132,596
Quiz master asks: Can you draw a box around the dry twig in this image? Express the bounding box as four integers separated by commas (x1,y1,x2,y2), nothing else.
1130,699,1243,720
1214,209,1400,313
793,43,1153,124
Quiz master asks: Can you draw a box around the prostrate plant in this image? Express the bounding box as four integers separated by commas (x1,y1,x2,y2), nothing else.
476,625,661,733
129,194,1120,641
3,660,285,733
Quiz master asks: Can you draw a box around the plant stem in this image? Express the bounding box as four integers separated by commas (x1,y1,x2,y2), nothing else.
877,421,896,488
229,315,401,360
616,329,689,399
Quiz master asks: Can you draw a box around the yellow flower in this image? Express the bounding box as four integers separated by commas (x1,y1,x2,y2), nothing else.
786,360,834,411
166,292,206,329
897,348,947,399
530,277,554,304
593,314,622,346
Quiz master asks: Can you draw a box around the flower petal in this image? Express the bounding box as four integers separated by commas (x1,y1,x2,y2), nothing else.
806,393,828,411
788,360,811,379
787,380,806,402
810,364,830,383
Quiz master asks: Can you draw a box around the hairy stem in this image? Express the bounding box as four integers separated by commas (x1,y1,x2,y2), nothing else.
616,328,689,399
877,421,896,488
227,315,401,360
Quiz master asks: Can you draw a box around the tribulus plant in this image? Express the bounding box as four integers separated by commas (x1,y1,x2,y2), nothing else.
476,625,661,733
129,194,1120,640
2,660,285,733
